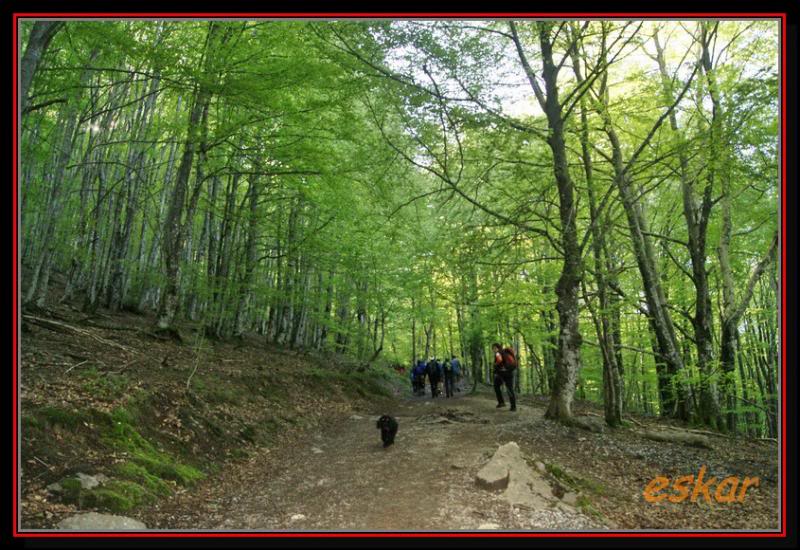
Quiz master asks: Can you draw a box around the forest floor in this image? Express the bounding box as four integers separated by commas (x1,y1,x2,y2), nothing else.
131,391,780,532
19,297,780,532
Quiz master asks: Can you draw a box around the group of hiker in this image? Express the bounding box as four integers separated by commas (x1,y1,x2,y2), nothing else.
410,356,462,398
409,343,517,411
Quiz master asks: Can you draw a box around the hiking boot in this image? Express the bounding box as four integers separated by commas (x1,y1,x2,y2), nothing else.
496,403,506,408
509,406,517,412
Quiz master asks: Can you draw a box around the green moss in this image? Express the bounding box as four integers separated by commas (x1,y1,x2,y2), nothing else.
111,406,137,425
545,463,580,490
578,477,608,496
131,455,204,486
105,480,152,504
114,462,171,496
86,488,133,512
60,477,83,502
575,494,603,522
21,415,42,430
545,463,608,498
81,372,131,400
37,406,85,430
84,480,153,514
79,366,101,380
99,407,204,488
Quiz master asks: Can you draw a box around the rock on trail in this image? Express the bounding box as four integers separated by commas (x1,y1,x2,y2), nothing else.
57,512,147,530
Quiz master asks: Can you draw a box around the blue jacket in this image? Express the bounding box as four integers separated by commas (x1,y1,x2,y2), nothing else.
450,358,461,376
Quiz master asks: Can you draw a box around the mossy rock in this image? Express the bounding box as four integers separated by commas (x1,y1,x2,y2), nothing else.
131,455,204,486
85,488,133,513
83,480,155,513
60,477,84,503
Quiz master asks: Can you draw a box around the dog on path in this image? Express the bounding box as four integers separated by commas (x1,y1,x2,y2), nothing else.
376,415,398,448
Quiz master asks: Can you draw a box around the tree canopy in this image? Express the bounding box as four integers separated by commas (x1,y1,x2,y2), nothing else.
19,18,780,436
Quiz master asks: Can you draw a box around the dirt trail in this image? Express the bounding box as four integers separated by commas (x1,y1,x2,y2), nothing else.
137,391,600,531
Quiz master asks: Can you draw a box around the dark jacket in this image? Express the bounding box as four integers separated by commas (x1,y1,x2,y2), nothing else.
426,360,442,380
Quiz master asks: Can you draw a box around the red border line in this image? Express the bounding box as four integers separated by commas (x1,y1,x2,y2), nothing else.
13,12,788,539
780,11,787,538
13,11,19,544
12,12,789,18
10,532,788,538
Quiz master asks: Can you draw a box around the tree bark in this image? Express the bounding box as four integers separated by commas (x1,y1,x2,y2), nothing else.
20,21,65,115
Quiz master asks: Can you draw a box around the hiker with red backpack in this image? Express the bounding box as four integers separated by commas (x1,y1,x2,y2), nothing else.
492,343,517,412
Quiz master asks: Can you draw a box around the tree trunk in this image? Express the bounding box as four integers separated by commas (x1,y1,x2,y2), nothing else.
20,21,65,114
509,21,584,422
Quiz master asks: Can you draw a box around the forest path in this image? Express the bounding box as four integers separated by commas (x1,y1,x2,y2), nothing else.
138,391,600,531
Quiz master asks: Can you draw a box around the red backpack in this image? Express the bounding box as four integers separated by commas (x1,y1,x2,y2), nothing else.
501,347,517,370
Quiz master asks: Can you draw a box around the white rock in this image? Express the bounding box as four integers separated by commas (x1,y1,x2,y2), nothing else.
476,457,510,491
311,447,324,454
75,473,101,490
350,415,364,420
289,514,306,522
477,442,555,509
57,512,147,530
478,522,501,529
562,491,579,506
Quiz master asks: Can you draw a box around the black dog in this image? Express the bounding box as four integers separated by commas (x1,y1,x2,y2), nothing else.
376,415,398,448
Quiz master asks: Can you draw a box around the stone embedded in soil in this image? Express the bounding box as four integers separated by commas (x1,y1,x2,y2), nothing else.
311,447,324,454
561,491,579,506
75,472,105,490
477,522,501,529
289,514,306,522
476,442,557,510
475,453,511,491
57,512,147,530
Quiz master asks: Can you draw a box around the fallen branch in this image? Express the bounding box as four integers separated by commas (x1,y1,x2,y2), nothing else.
33,456,52,469
679,427,735,439
624,416,646,428
64,360,89,374
22,315,135,355
82,319,143,332
641,428,713,449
